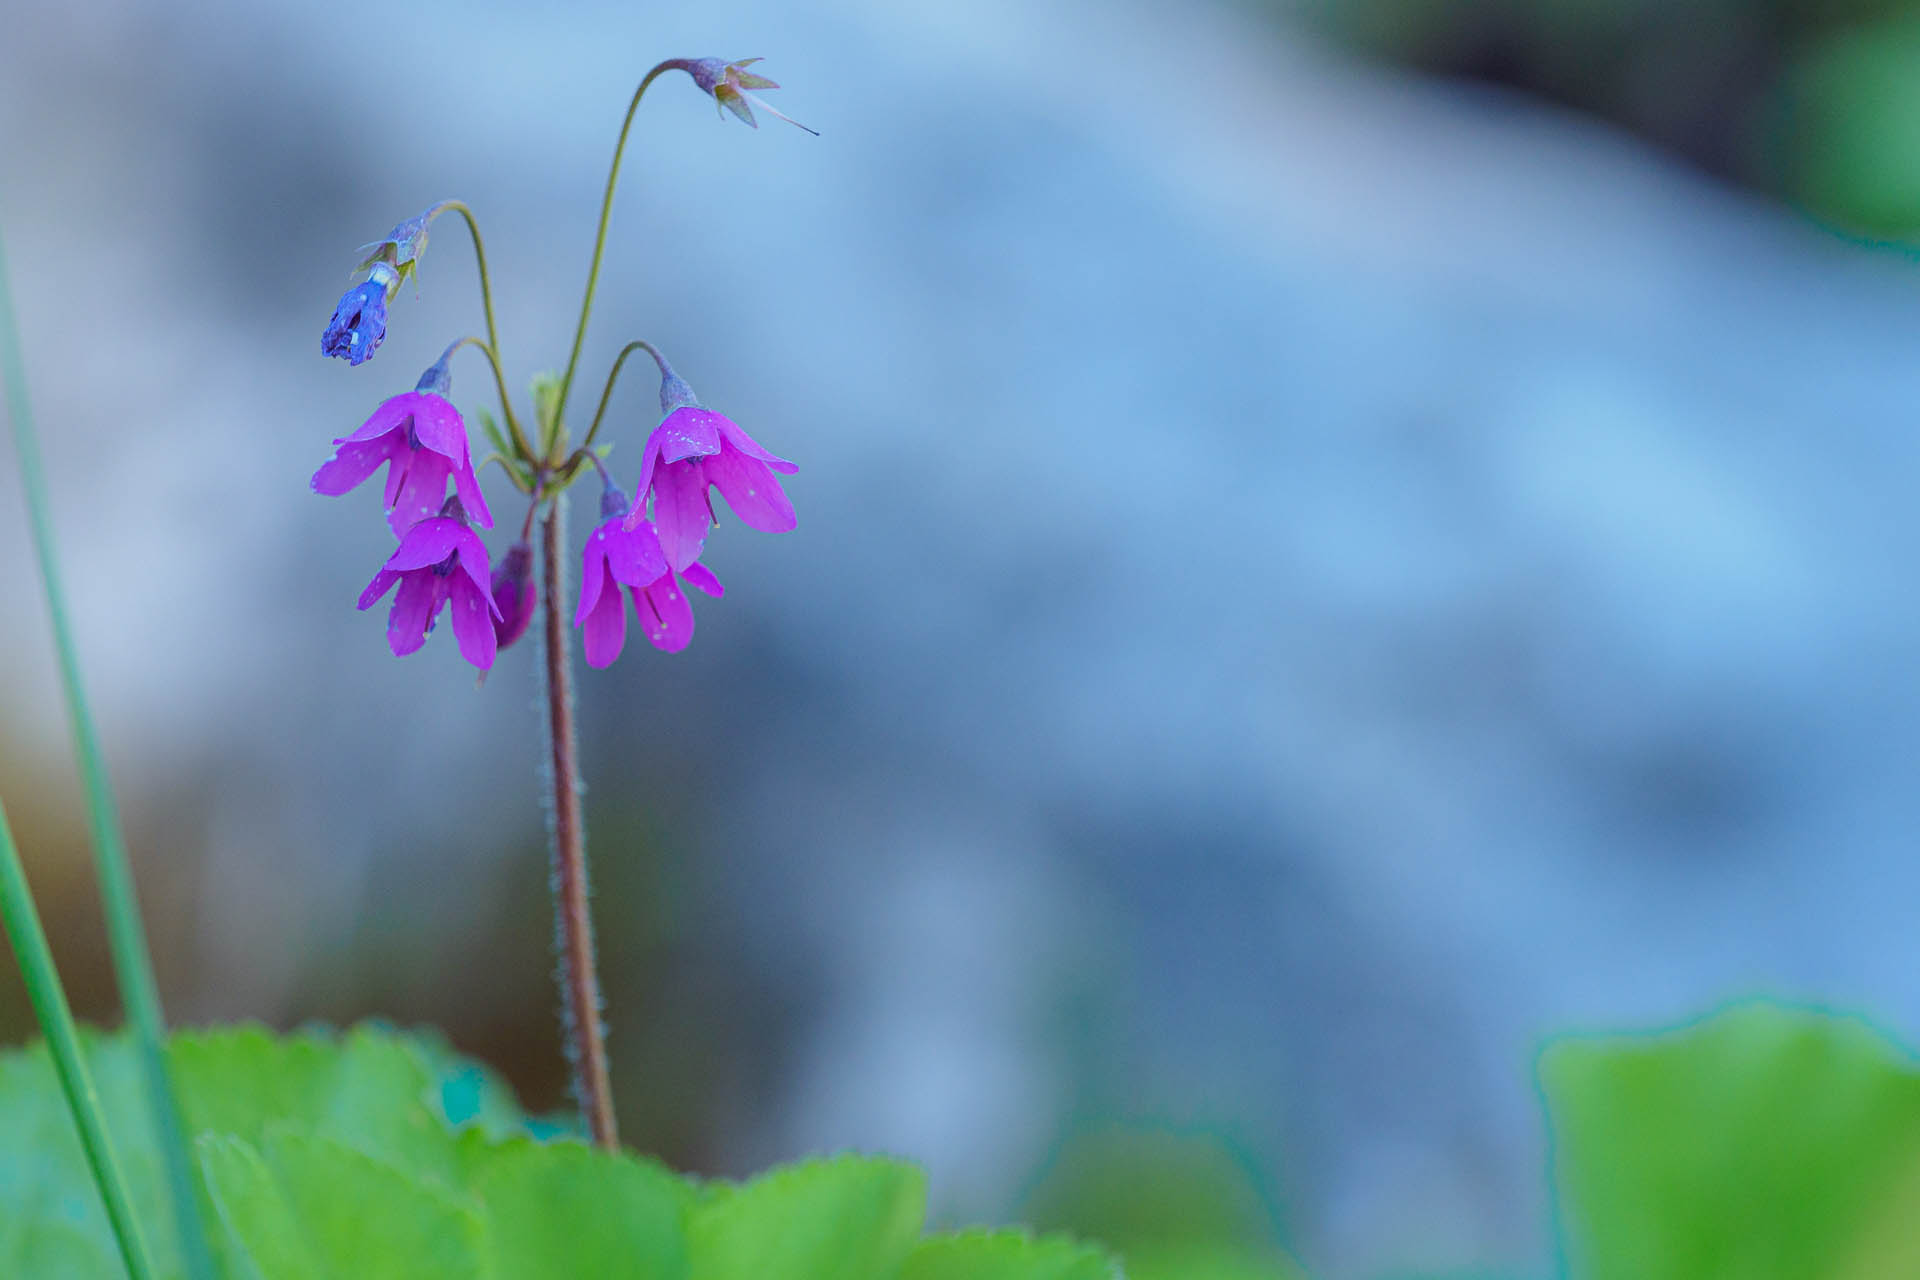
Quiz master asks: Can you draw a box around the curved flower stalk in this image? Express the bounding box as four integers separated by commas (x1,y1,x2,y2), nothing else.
309,52,809,1151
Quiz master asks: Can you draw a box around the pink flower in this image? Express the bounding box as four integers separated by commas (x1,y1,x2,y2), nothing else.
576,512,724,666
357,514,502,671
312,390,493,538
622,356,796,570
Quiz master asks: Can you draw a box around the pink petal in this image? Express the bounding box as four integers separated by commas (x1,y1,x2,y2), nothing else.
387,518,491,598
705,448,796,534
451,457,493,529
447,574,498,671
651,460,713,573
357,567,401,611
576,535,611,628
681,561,725,598
636,573,695,653
580,576,629,668
337,394,417,444
311,436,402,497
388,452,453,538
604,521,667,587
638,407,723,494
407,394,467,462
714,416,798,474
386,570,443,656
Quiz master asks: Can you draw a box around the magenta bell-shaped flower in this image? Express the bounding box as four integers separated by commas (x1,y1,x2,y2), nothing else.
581,485,723,664
357,501,502,671
621,350,796,571
311,348,494,537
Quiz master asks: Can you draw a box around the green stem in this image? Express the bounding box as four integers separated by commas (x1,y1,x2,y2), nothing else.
579,338,665,457
553,60,680,438
0,220,215,1280
0,796,156,1279
444,334,533,462
434,201,533,457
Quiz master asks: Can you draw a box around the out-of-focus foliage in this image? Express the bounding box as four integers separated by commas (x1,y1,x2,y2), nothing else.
0,1027,1115,1279
1022,1128,1305,1280
1543,1001,1920,1279
1297,0,1920,237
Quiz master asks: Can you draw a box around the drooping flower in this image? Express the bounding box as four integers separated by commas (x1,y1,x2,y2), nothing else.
311,350,493,537
668,57,817,134
321,261,398,365
490,540,536,651
355,203,446,285
621,350,796,571
579,487,723,664
357,504,502,671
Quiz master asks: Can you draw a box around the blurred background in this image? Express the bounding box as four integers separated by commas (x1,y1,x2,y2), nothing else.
5,0,1920,1275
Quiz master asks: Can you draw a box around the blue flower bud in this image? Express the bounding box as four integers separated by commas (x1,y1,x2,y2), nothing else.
321,263,397,366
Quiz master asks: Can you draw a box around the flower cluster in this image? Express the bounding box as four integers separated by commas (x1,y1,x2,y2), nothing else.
310,55,806,678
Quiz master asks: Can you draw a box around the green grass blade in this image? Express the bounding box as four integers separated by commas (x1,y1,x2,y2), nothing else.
0,216,217,1279
0,798,155,1279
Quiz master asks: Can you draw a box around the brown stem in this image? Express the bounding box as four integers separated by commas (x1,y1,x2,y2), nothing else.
539,498,618,1150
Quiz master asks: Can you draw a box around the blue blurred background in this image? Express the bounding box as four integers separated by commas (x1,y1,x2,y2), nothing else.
5,1,1920,1275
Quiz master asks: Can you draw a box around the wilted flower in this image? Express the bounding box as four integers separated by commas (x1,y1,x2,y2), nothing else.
622,352,796,571
311,353,493,537
357,505,502,671
321,261,398,365
671,57,816,134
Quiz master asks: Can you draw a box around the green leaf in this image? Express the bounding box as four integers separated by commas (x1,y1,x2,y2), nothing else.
0,1033,172,1277
199,1133,483,1280
902,1229,1116,1280
689,1155,926,1280
468,1137,692,1278
170,1024,469,1189
475,407,510,460
1541,1001,1920,1280
531,371,564,456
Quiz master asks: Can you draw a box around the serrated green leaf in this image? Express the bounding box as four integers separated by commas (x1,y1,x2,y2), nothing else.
469,1137,692,1278
1542,1001,1920,1280
200,1133,483,1280
170,1024,468,1189
689,1155,926,1280
903,1229,1117,1280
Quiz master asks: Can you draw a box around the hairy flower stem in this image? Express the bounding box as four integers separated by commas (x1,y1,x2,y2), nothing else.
0,800,155,1280
538,497,619,1149
0,220,216,1279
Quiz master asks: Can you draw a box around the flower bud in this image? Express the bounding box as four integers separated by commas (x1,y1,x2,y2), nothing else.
490,540,536,651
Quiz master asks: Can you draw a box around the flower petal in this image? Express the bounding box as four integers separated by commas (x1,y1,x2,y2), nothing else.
580,575,629,668
357,567,401,611
386,570,442,656
311,437,401,497
448,575,498,671
681,560,725,598
407,394,467,462
636,573,696,653
388,452,453,538
705,447,796,534
714,416,798,474
576,534,611,627
337,394,417,444
653,407,725,465
651,460,713,572
451,457,493,529
386,516,468,571
604,520,668,587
